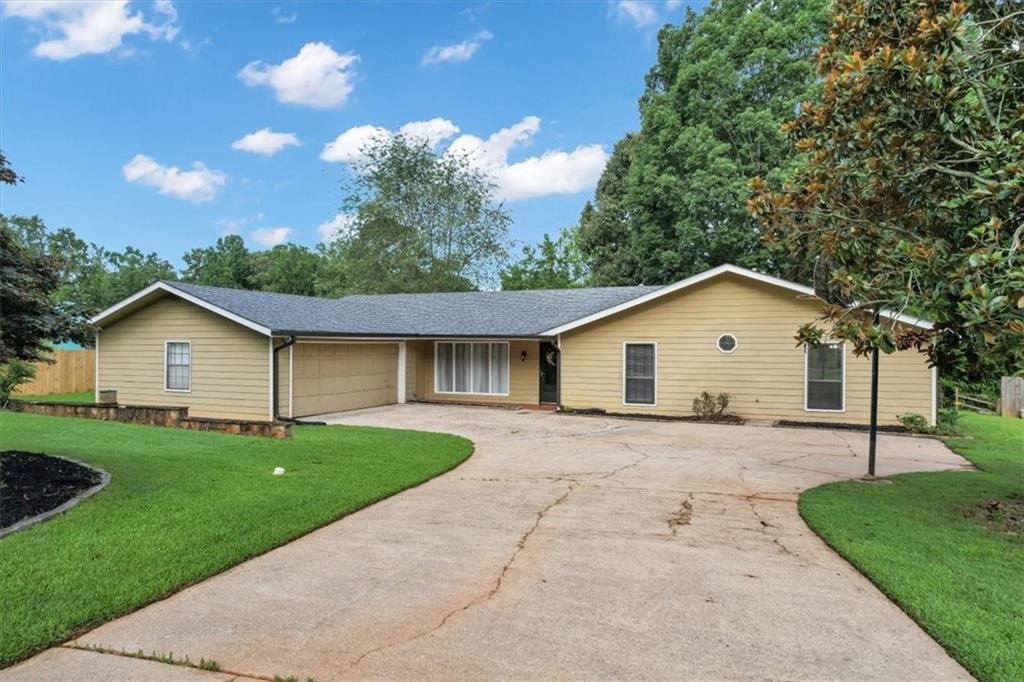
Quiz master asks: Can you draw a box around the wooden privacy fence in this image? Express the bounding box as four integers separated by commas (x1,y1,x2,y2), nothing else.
1002,376,1024,419
14,349,95,396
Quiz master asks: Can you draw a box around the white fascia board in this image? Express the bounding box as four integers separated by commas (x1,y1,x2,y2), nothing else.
89,281,272,336
539,263,933,335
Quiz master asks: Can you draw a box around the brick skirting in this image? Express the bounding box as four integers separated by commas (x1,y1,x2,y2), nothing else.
9,401,291,439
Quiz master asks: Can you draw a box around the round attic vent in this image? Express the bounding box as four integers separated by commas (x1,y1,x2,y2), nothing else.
716,334,737,353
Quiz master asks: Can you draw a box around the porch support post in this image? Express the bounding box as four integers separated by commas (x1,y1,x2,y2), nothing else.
397,341,407,404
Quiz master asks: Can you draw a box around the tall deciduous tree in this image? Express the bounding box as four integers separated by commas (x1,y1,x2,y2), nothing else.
320,135,510,295
4,214,176,312
749,0,1023,374
253,243,321,296
0,224,91,363
500,228,587,290
579,0,828,285
182,235,256,290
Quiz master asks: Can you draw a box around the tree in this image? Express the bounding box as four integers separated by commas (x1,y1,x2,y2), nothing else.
500,228,588,290
577,135,641,286
578,0,828,285
748,0,1023,376
322,135,510,295
182,235,255,289
0,150,22,185
3,215,175,312
253,243,321,296
0,223,91,364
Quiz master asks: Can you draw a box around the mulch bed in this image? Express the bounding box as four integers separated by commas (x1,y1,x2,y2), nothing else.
776,419,909,433
0,451,102,529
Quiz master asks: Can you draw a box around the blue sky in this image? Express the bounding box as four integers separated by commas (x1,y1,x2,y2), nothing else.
1,1,699,266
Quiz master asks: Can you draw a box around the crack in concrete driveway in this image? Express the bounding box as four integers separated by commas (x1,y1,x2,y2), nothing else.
6,404,974,681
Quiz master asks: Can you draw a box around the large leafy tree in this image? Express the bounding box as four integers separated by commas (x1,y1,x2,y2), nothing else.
749,0,1023,375
579,0,828,285
577,135,641,286
500,228,587,290
4,215,175,312
0,164,90,365
253,243,321,296
181,235,256,290
320,135,510,295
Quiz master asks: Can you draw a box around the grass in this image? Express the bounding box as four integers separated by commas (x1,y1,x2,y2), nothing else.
0,411,472,666
14,391,94,403
800,413,1023,682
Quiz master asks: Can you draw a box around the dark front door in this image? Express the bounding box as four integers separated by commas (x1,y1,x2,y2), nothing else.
539,341,559,404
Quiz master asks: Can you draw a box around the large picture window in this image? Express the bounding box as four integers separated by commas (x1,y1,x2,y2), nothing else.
435,342,509,396
165,341,191,392
623,342,656,406
806,342,844,411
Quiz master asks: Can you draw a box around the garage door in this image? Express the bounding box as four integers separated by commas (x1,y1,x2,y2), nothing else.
292,342,399,416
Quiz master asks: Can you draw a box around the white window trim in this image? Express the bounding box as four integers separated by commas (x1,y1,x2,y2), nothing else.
804,341,846,413
433,340,511,397
164,340,192,394
622,341,657,407
716,333,738,354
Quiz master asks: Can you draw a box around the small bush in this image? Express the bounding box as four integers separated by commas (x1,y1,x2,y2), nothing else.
936,406,963,436
0,361,35,407
898,412,933,434
692,391,730,421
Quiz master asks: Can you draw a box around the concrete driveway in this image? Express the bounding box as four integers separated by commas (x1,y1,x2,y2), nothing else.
8,404,973,681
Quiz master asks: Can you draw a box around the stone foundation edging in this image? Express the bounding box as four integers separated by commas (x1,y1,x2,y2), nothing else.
8,401,291,439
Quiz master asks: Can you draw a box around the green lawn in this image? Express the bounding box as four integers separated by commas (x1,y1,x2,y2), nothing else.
800,413,1023,682
14,391,94,403
0,411,472,666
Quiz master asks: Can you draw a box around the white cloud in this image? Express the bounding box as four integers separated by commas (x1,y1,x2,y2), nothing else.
317,213,357,242
320,118,460,162
231,128,300,156
422,30,492,65
3,0,181,60
609,1,660,28
398,118,460,147
664,0,682,9
238,42,358,109
250,227,293,247
322,116,608,202
272,5,297,23
122,154,227,202
320,124,390,163
447,117,607,201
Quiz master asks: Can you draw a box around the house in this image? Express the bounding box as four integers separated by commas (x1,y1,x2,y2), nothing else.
89,264,937,426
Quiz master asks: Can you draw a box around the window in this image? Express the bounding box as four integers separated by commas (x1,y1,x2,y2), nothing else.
806,342,844,411
435,342,509,395
165,341,191,392
624,343,656,405
716,334,737,353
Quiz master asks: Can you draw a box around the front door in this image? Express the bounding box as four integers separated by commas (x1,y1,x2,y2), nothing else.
539,341,559,404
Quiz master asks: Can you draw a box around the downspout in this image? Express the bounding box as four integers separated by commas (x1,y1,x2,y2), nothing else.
272,336,325,425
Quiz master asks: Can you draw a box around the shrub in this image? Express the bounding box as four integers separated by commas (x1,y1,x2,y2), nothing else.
692,391,730,421
897,412,933,434
0,361,35,407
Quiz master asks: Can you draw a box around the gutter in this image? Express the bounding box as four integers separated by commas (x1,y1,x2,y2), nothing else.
272,336,325,425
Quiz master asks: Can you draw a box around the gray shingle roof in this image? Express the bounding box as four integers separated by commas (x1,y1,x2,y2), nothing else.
163,281,662,337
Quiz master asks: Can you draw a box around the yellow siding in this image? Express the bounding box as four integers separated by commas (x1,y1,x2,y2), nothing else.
97,296,271,421
291,342,398,416
560,274,934,425
410,340,540,406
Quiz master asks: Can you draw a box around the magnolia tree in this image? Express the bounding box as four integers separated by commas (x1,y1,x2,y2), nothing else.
749,0,1023,375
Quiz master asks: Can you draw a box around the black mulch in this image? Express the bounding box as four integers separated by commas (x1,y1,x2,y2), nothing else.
0,451,102,529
